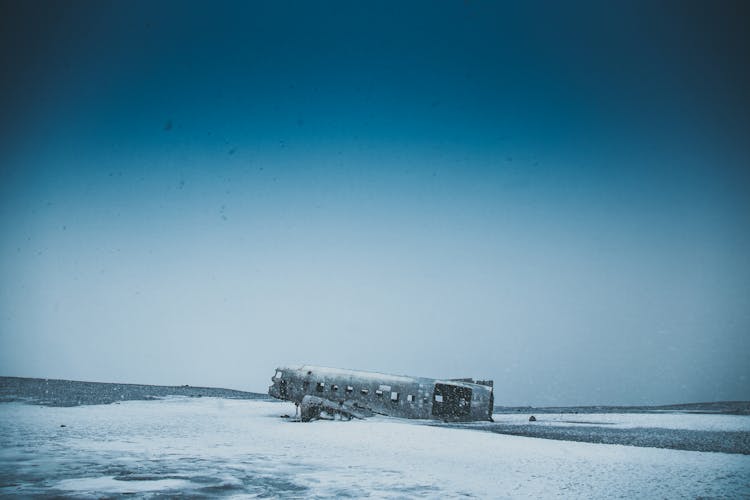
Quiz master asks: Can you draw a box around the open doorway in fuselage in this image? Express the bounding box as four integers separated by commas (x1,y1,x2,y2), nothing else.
431,383,472,419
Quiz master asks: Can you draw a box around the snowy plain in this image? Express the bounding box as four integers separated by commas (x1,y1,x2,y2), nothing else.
1,397,749,498
492,411,750,432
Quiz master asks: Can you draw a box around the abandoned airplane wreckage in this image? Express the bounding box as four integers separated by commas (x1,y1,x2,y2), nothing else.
268,365,494,422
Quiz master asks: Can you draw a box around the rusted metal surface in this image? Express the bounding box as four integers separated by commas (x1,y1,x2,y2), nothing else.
268,365,494,422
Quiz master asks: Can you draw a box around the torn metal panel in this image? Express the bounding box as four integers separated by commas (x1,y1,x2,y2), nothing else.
268,365,494,422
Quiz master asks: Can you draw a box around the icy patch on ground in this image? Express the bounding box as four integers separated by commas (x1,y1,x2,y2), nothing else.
1,398,749,498
55,476,192,494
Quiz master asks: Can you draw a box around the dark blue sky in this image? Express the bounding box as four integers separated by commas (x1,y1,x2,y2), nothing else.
1,1,748,405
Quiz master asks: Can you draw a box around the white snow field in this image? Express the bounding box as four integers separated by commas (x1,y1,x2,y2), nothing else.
491,411,750,432
1,398,748,498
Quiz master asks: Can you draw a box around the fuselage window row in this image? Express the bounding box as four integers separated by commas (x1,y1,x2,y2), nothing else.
297,378,423,407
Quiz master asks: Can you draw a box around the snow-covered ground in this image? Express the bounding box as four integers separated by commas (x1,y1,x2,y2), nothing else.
1,398,748,498
492,411,750,432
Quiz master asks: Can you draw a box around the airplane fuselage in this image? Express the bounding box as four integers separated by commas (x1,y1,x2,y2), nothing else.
268,365,494,422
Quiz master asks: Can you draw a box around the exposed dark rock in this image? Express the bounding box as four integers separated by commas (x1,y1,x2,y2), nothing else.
0,376,268,407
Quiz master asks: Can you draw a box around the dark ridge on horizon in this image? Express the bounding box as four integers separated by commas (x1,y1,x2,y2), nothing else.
0,376,267,407
2,376,747,414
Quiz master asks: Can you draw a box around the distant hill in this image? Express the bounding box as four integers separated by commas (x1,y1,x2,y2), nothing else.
494,401,750,416
0,376,268,407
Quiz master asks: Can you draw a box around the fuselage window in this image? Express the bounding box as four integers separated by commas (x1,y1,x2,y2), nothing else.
361,388,369,395
331,384,338,391
375,389,383,396
407,394,414,402
434,394,443,403
391,392,399,402
346,386,353,393
316,382,325,392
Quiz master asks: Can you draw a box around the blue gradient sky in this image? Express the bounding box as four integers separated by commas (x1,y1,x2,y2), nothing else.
1,1,748,405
